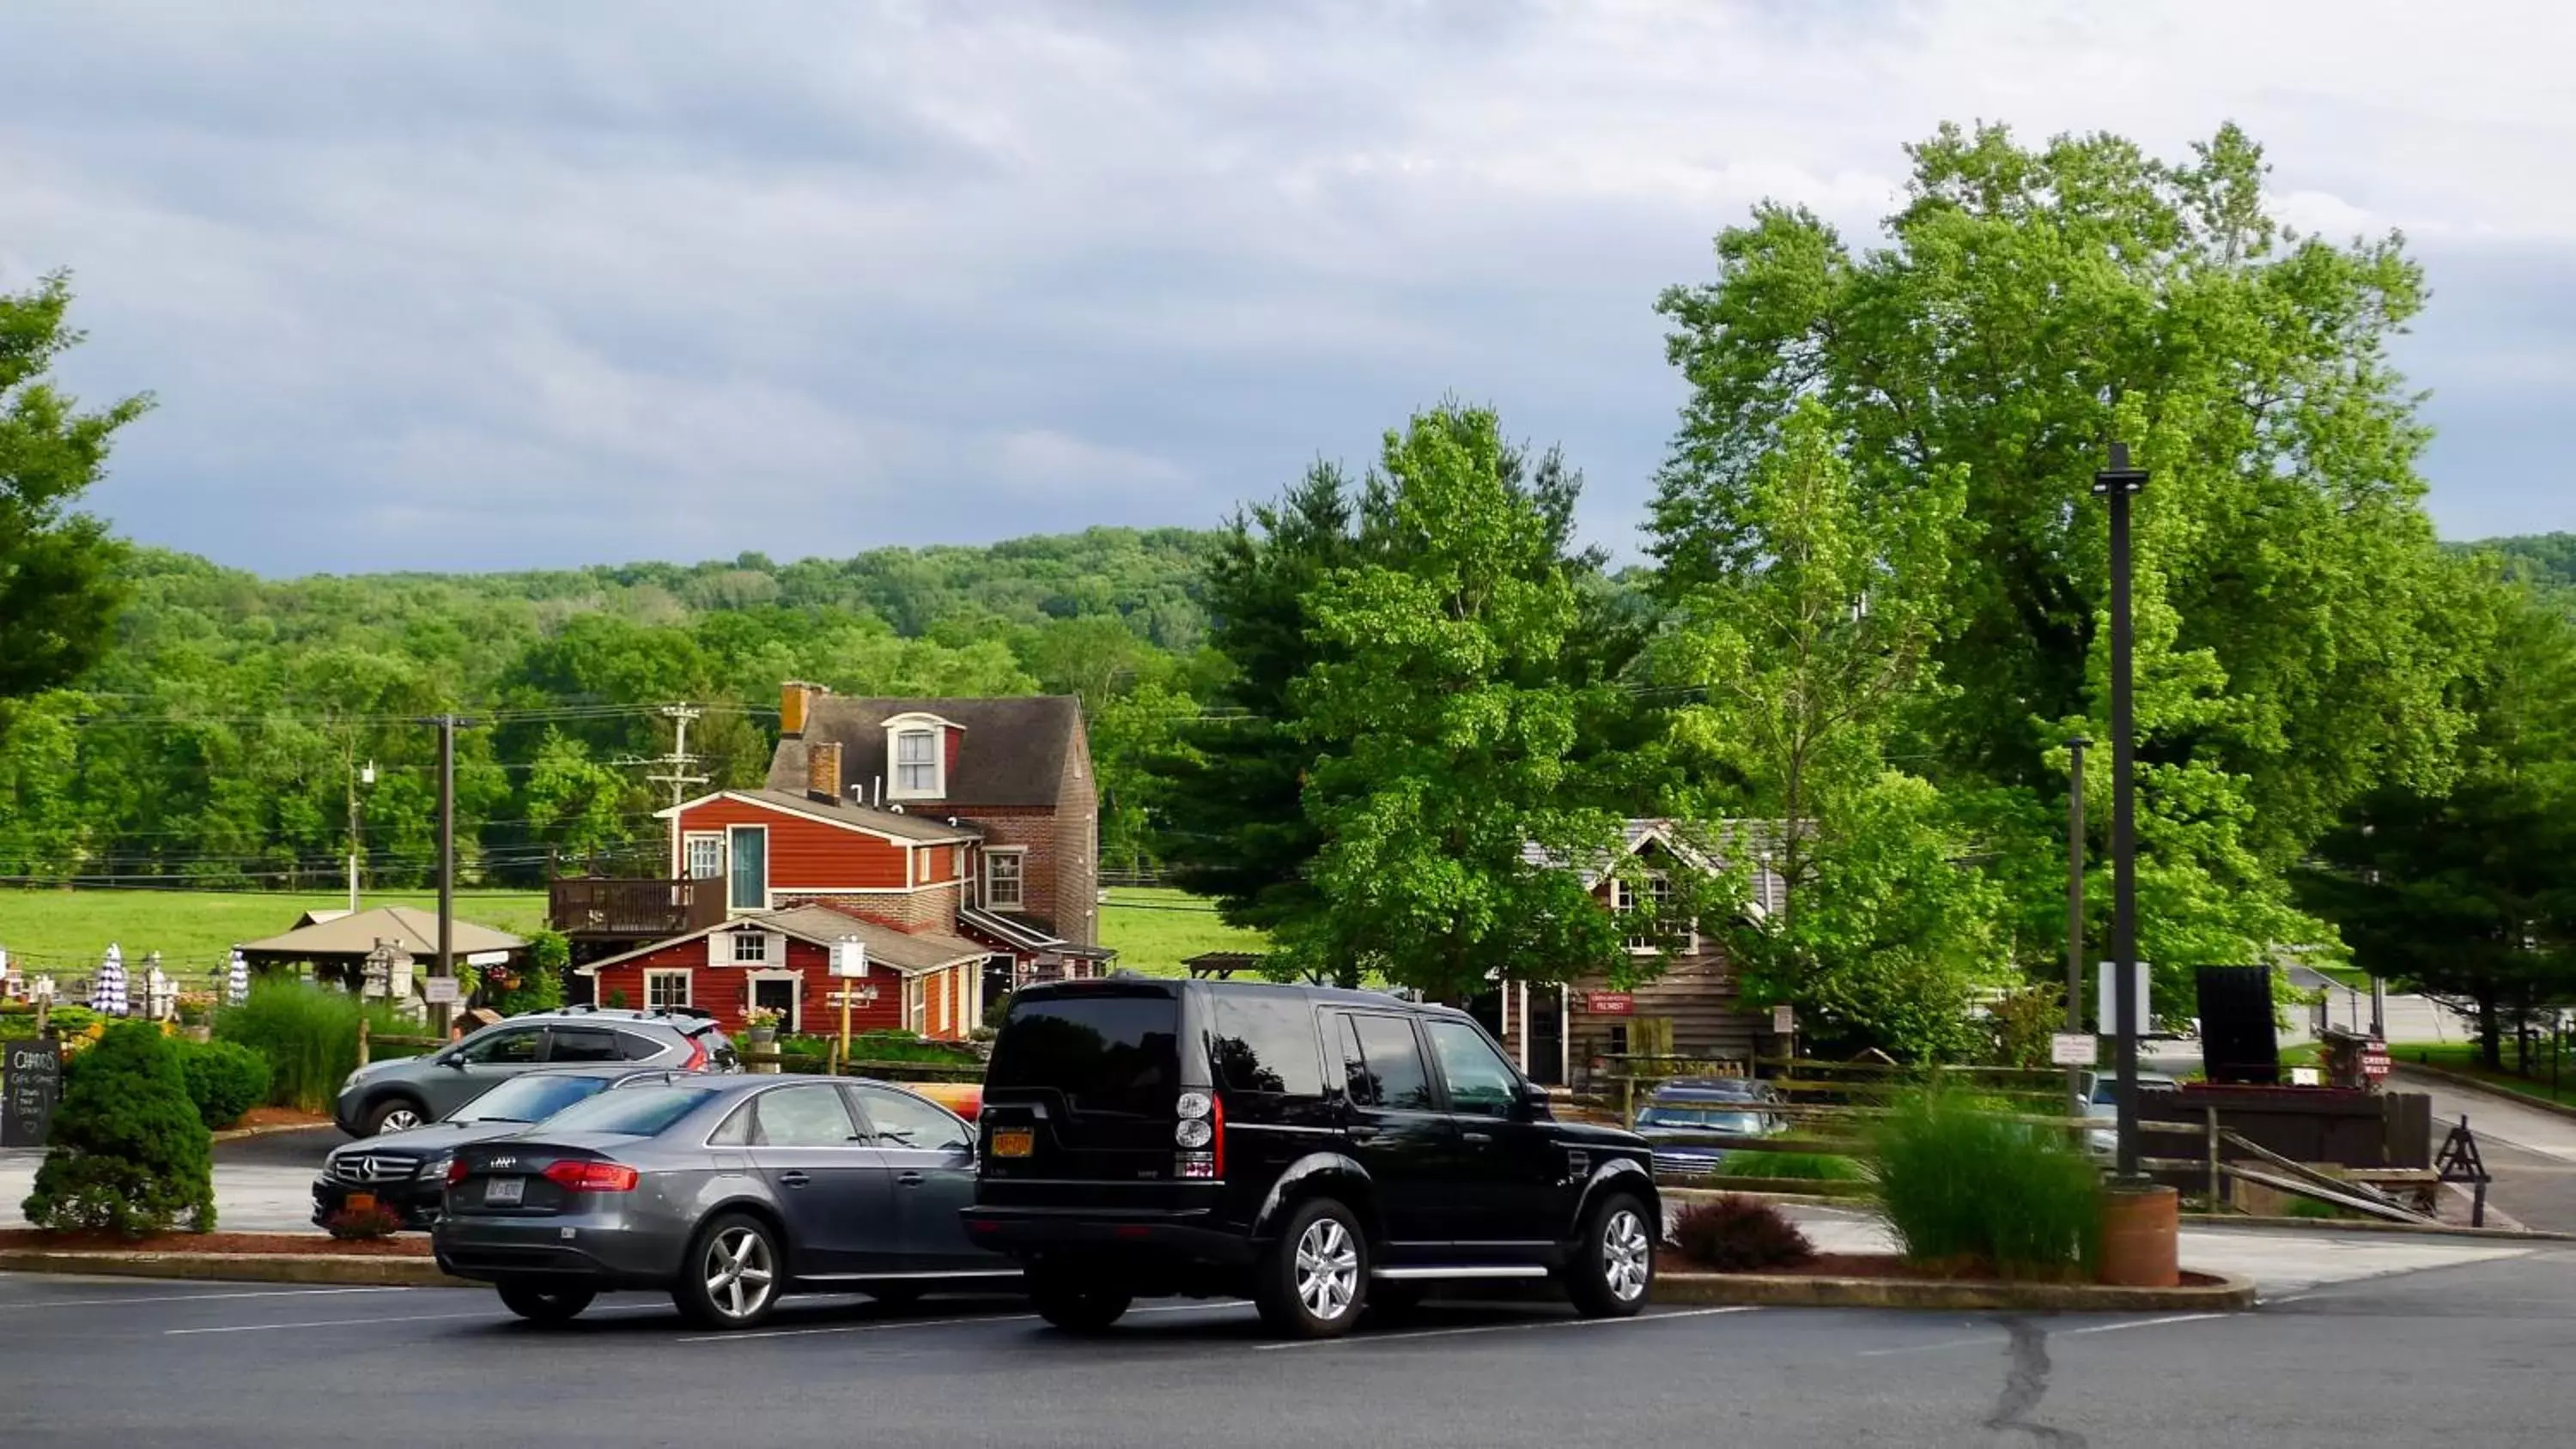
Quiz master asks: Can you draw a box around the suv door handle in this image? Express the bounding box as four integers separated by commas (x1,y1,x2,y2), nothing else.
777,1171,811,1188
896,1172,926,1187
1461,1131,1495,1145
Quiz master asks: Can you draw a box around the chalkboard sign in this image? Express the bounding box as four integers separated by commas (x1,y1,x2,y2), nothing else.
3,1039,64,1148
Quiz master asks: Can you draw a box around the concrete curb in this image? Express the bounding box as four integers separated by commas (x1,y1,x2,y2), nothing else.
0,1250,471,1288
2181,1213,2576,1244
1651,1268,2257,1313
2390,1062,2576,1125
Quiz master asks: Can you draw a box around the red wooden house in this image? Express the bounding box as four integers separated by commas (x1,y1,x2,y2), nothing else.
578,904,992,1041
550,683,1114,1037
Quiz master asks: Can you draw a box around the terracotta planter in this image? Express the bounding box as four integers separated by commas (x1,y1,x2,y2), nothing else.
2097,1182,2179,1288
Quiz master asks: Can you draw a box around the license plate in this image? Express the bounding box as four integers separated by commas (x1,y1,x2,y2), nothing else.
344,1191,376,1213
484,1177,525,1206
992,1129,1033,1159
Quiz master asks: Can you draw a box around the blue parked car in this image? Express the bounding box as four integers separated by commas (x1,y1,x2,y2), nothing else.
1631,1078,1783,1177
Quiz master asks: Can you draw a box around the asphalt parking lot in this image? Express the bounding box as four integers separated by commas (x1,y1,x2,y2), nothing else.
7,1248,2575,1448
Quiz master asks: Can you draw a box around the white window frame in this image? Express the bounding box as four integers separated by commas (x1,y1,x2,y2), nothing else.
731,931,773,967
984,847,1027,912
645,969,692,1011
906,976,928,1034
1614,873,1673,955
683,832,725,881
890,727,942,799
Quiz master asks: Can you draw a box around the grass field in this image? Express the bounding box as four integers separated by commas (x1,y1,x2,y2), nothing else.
2,885,1261,985
0,889,549,983
2393,1039,2576,1109
1097,886,1268,977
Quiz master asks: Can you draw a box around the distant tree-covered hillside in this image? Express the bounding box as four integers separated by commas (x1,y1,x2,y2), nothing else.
0,529,1224,889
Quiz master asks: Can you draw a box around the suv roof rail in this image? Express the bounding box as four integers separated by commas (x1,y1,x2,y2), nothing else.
657,1006,715,1021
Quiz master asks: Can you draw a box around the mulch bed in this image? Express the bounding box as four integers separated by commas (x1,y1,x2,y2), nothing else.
0,1229,430,1258
230,1107,333,1131
1693,1252,2225,1288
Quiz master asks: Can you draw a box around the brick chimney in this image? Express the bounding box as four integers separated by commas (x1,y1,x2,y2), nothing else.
781,680,828,737
806,740,844,803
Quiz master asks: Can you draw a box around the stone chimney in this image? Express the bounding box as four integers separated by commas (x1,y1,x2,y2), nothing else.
781,680,829,737
806,740,844,803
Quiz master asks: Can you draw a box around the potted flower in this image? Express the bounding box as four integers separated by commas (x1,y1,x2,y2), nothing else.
744,1007,781,1051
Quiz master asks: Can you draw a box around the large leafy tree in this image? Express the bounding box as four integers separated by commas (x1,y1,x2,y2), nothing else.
2296,590,2576,1066
1290,405,1631,1001
1653,123,2488,997
1656,399,2000,1058
1,270,149,701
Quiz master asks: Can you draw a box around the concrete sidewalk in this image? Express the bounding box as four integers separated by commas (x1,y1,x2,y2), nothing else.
1772,1203,2543,1300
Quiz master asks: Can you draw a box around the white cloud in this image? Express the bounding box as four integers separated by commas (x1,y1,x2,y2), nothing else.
3,0,2572,569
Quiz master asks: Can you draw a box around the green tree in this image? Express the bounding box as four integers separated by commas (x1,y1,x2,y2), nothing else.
2297,590,2576,1066
1290,405,1631,1001
521,727,637,866
1654,400,2000,1058
1653,121,2488,995
24,1021,217,1236
1,270,150,702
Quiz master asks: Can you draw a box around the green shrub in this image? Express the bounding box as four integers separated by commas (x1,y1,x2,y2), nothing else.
1717,1151,1868,1182
215,981,425,1112
177,1039,272,1130
1869,1088,2100,1280
1668,1195,1815,1272
0,1004,100,1040
489,931,568,1016
23,1021,216,1237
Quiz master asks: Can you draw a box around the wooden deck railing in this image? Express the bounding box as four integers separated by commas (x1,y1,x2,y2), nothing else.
548,876,728,937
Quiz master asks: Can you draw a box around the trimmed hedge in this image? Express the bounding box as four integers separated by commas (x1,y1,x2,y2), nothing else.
23,1021,216,1237
178,1039,272,1130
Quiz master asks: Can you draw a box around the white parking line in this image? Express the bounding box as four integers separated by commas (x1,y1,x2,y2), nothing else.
164,1303,667,1337
0,1286,416,1313
1253,1305,1761,1351
1856,1312,2229,1359
2058,1312,2229,1337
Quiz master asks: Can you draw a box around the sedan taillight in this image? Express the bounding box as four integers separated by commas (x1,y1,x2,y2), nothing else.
445,1157,470,1186
542,1160,641,1192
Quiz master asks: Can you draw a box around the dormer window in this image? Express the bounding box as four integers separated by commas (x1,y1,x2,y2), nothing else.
883,712,961,801
895,730,938,794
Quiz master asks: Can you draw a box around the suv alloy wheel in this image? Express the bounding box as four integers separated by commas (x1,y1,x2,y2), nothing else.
366,1096,427,1137
1253,1197,1369,1339
1564,1191,1654,1319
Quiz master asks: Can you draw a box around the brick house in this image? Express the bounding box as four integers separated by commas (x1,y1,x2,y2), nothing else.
1487,822,1783,1089
550,682,1111,1028
577,904,990,1041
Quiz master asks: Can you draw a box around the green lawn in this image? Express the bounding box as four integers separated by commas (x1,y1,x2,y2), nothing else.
1098,886,1268,978
0,888,548,985
2393,1040,2576,1109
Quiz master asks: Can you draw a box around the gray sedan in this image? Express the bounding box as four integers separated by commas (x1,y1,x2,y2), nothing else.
431,1075,1013,1329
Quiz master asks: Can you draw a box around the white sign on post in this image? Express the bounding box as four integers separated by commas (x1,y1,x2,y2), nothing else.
1771,1004,1795,1035
464,950,510,967
422,976,460,1005
829,938,868,979
2096,960,2151,1035
2050,1033,2099,1067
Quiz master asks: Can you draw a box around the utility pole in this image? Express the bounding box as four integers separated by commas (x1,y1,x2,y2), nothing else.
2065,735,2090,1122
2093,443,2149,1185
644,704,710,809
434,713,457,1042
346,755,374,914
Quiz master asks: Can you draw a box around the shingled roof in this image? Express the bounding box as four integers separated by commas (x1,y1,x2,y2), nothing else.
770,694,1084,809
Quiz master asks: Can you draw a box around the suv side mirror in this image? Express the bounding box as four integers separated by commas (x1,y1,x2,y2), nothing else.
1514,1081,1552,1120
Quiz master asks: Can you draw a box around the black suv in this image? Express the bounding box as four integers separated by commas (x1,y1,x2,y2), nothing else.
964,978,1660,1339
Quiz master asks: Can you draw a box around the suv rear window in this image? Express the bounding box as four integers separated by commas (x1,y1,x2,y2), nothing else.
988,993,1181,1117
1208,992,1323,1097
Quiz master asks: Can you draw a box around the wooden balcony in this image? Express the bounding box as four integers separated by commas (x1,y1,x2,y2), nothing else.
549,876,728,940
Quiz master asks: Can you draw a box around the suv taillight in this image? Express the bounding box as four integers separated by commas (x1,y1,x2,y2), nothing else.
679,1034,708,1071
1175,1091,1223,1180
542,1160,641,1192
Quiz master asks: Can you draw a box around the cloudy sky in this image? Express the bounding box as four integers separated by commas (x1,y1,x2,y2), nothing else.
7,1,2571,575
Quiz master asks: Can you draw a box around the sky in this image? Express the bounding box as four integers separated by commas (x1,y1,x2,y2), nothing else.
5,1,2573,576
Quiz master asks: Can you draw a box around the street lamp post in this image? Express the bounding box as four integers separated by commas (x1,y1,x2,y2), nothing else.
2093,443,2149,1185
2065,736,2089,1122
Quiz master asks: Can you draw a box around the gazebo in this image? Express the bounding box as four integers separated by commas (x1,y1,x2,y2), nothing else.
235,906,526,992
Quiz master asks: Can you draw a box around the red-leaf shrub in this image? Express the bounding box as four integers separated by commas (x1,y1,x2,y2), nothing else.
1668,1195,1815,1272
325,1205,406,1241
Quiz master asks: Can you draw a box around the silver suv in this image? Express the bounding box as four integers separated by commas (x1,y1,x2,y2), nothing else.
335,1008,738,1137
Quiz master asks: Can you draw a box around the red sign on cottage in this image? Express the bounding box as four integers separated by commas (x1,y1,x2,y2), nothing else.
1585,991,1635,1016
